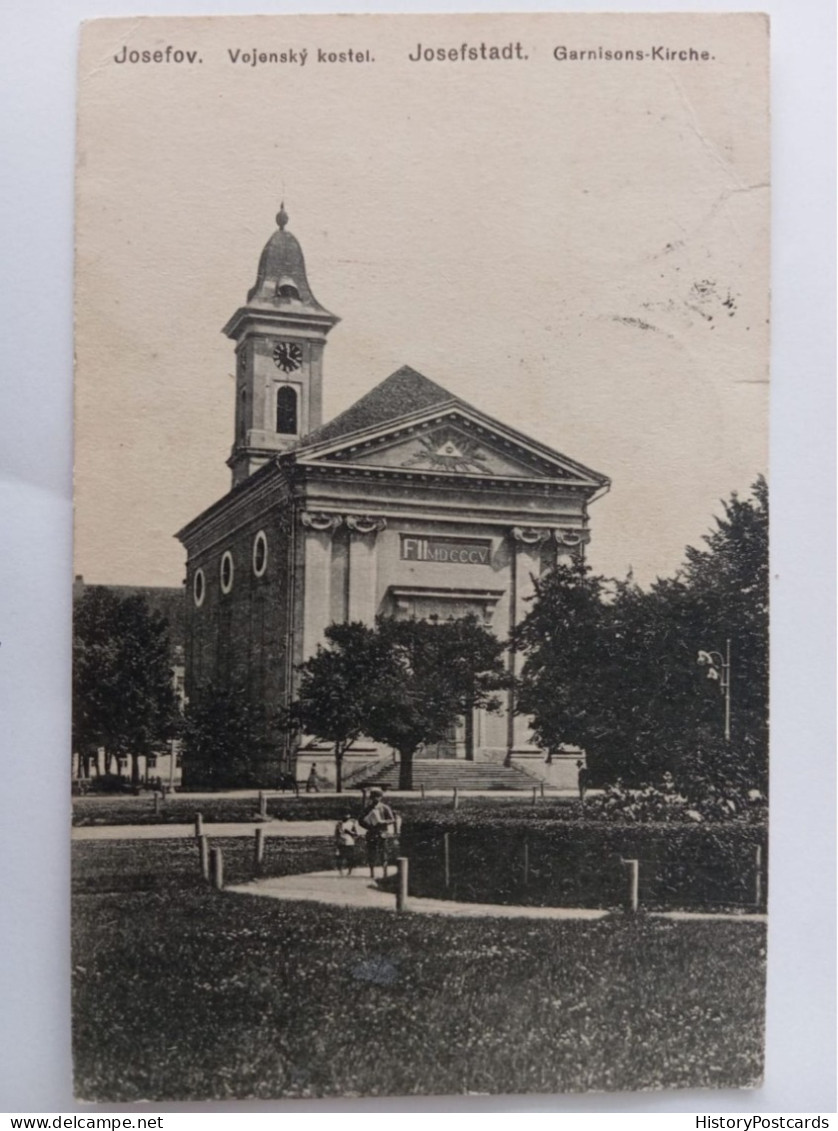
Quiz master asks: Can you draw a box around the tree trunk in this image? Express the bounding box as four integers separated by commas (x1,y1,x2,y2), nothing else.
130,752,140,789
335,745,343,794
464,703,474,762
398,748,415,791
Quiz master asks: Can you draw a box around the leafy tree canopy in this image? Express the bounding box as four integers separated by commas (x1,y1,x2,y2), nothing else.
294,615,509,791
514,478,768,791
73,588,179,785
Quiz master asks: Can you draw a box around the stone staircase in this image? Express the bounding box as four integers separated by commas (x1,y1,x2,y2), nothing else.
357,758,537,792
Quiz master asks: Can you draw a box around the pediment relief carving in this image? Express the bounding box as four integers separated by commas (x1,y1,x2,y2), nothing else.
306,420,574,482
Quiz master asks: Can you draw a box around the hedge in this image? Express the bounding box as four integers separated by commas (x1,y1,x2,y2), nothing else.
399,815,767,912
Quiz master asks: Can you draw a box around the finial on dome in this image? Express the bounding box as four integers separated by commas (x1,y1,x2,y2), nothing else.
276,202,289,231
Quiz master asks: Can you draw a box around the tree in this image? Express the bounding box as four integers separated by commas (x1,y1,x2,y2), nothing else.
73,588,179,786
182,681,272,789
290,615,508,791
364,616,508,791
514,479,769,791
292,622,387,792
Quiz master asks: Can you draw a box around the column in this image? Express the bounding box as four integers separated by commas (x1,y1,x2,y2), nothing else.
300,512,342,658
553,526,591,565
345,515,386,625
507,527,552,757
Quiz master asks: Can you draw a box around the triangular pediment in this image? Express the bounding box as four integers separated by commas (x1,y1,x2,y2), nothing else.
295,402,607,487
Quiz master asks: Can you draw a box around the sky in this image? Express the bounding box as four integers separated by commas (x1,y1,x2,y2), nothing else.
74,13,769,590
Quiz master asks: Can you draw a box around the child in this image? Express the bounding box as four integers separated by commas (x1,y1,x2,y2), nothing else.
334,814,358,876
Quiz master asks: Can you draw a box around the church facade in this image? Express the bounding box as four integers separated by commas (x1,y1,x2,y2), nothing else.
177,206,610,785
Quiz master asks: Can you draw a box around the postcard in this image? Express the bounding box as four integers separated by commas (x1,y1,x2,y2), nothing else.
73,12,769,1102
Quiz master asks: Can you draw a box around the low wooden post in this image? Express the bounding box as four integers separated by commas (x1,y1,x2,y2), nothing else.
198,835,209,881
622,858,639,914
258,790,267,819
523,840,530,887
453,786,459,811
532,786,538,806
194,812,203,838
211,847,224,891
396,856,409,912
254,827,265,873
540,782,545,800
443,832,451,889
420,783,426,800
153,791,161,816
754,844,763,910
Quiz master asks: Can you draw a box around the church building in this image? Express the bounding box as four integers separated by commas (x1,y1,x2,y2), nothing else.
176,205,610,787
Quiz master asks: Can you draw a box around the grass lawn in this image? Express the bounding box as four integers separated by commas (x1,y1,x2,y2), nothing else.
73,839,766,1101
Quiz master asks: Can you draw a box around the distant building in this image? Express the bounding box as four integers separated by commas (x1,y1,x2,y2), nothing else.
176,206,609,785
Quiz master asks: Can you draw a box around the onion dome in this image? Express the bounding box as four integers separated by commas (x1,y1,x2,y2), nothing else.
246,203,331,314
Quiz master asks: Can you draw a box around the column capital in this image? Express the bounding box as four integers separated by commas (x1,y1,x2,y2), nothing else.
345,514,387,536
553,527,591,548
300,511,342,533
510,526,551,546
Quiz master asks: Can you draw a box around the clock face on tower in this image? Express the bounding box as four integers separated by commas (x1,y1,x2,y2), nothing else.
272,341,303,373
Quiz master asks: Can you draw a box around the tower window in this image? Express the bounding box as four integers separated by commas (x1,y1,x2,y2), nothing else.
220,551,234,595
193,568,205,607
238,387,246,441
277,385,298,435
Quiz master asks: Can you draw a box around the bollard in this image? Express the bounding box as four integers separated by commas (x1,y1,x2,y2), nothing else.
396,856,409,912
194,812,203,838
532,786,538,806
523,840,530,887
540,782,545,799
198,835,209,881
754,844,763,909
622,858,639,914
211,846,224,891
254,827,265,873
453,786,459,811
153,791,161,816
443,831,451,889
258,790,267,819
420,783,426,800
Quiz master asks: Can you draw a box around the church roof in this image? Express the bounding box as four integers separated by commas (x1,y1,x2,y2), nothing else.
300,365,458,447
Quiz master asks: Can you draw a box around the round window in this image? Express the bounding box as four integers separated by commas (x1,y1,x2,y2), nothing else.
193,568,205,607
220,551,234,594
253,530,268,577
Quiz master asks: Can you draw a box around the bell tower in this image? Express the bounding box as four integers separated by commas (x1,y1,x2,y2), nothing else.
223,204,339,487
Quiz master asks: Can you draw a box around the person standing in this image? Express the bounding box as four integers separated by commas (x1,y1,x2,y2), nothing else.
577,759,590,802
306,763,319,794
359,787,396,880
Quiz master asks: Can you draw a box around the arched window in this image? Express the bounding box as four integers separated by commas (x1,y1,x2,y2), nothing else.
252,530,268,577
193,568,205,607
220,551,234,595
277,385,298,435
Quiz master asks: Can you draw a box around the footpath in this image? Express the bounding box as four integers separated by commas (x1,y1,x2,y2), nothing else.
73,817,767,924
227,869,767,924
72,819,336,841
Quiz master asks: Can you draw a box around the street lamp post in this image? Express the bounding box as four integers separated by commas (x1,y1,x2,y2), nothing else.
697,638,731,742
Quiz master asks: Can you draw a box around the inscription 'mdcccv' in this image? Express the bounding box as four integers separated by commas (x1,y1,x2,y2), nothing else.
401,536,491,565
